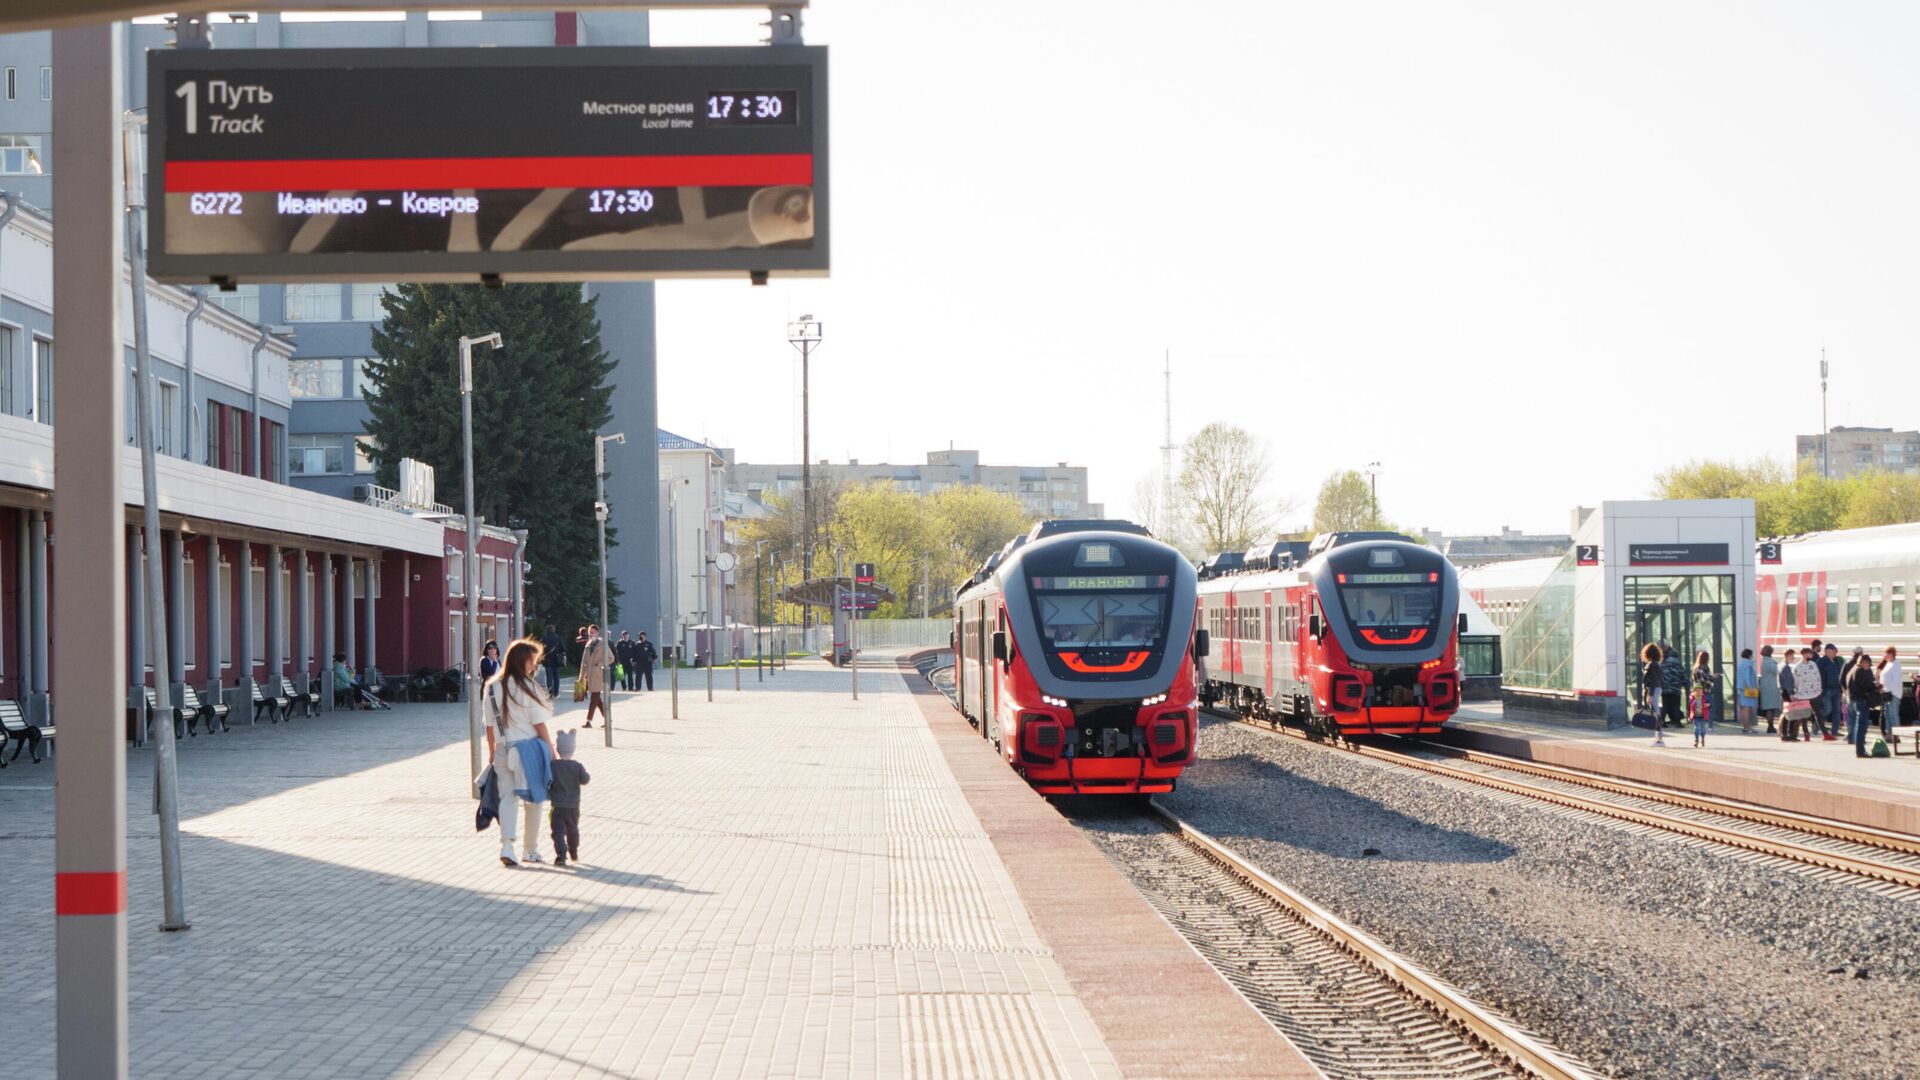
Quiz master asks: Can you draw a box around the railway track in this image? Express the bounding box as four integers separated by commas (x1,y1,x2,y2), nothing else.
1109,805,1599,1080
1217,709,1920,900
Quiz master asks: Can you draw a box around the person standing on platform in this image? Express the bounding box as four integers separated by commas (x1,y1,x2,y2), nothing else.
1640,643,1667,748
548,729,590,868
541,625,565,697
1815,641,1843,741
1846,647,1881,758
1879,647,1903,741
1757,645,1782,734
484,639,557,867
1735,648,1759,734
579,624,612,729
1690,649,1716,748
1660,642,1688,730
614,631,638,691
635,631,658,691
1791,648,1824,742
480,640,502,683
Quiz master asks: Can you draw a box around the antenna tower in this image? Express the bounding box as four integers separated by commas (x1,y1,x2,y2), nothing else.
1160,350,1174,536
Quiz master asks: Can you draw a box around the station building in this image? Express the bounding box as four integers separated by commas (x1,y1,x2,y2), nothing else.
1461,500,1757,725
0,200,525,732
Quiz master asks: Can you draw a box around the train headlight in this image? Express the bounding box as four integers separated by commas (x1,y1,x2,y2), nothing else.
1041,694,1068,708
1141,693,1168,707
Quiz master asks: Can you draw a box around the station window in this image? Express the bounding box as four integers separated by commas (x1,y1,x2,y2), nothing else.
32,336,51,423
289,358,348,399
208,284,260,323
354,435,377,474
1846,585,1860,626
218,561,232,667
4,68,14,102
282,282,343,322
349,284,396,322
0,324,13,416
1784,588,1797,627
39,67,49,102
0,134,44,176
1870,584,1883,625
288,434,345,476
1896,584,1908,626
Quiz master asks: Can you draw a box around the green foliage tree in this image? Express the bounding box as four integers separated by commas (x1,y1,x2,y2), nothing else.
1840,471,1920,529
827,483,937,619
1313,470,1383,533
1652,457,1854,535
925,484,1031,597
362,283,618,631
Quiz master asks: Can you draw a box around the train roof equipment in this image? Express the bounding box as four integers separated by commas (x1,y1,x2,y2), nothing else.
1027,518,1150,542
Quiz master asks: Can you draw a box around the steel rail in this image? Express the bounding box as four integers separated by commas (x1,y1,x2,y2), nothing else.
1151,803,1596,1080
1220,711,1920,891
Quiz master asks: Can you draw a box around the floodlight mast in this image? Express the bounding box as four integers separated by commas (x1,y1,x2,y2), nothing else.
461,331,503,795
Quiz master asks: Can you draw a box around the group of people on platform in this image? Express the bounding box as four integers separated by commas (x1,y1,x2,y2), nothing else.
1639,638,1904,757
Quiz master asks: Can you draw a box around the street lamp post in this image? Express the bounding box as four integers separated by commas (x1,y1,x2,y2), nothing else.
595,432,625,748
753,539,768,681
787,316,822,634
460,331,503,796
1365,461,1381,523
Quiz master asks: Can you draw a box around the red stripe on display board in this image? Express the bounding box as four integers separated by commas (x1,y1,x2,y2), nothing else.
164,153,815,193
55,871,126,916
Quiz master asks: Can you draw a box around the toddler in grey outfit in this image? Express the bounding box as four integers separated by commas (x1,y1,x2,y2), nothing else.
549,730,591,867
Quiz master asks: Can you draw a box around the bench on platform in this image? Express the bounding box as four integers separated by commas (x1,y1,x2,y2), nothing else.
141,686,188,742
1,698,51,763
283,676,319,719
183,684,228,735
366,668,403,704
251,680,290,724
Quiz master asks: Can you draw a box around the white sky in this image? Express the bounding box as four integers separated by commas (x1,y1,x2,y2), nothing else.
651,2,1920,537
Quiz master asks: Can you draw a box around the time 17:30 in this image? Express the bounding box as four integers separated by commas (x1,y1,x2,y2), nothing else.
586,189,656,214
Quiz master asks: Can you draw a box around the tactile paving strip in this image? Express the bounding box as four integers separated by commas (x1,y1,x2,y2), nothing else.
901,992,1067,1080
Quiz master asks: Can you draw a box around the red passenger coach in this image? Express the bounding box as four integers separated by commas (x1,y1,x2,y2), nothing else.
952,521,1204,797
1199,533,1465,737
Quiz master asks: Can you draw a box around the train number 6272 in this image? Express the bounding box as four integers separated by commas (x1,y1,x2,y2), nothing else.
188,192,244,216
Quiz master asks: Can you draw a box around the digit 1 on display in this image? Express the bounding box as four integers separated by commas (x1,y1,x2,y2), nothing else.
175,80,197,134
707,94,735,119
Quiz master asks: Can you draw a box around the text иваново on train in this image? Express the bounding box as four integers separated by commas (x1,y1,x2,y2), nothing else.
1198,532,1465,737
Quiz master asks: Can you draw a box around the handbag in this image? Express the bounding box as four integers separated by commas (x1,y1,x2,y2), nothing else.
1785,700,1813,721
573,673,588,702
1630,711,1658,731
614,662,626,682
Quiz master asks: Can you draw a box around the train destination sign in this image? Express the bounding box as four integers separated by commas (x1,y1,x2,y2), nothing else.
146,46,829,284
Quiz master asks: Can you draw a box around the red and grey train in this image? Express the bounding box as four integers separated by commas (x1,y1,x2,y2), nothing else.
1198,532,1465,736
952,520,1204,796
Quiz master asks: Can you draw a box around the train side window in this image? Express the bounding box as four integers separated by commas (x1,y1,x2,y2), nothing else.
1870,583,1884,625
1784,588,1797,627
1895,584,1907,625
1846,585,1860,626
1827,587,1839,627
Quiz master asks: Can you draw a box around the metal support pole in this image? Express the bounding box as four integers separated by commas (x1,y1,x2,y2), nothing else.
460,334,496,794
731,560,740,692
671,649,680,718
53,22,130,1076
319,554,334,711
126,178,188,930
700,524,713,702
594,433,619,747
756,542,764,681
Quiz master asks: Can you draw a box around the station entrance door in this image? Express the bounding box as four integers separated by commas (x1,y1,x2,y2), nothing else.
1626,576,1735,721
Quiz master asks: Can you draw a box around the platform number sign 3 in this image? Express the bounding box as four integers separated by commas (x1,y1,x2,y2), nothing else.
1759,542,1782,565
1576,544,1600,566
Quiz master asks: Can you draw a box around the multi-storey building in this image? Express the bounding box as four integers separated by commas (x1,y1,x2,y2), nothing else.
0,8,661,642
726,448,1104,521
1796,426,1920,478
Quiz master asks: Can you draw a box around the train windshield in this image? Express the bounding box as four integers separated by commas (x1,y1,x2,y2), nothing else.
1027,564,1175,679
1337,584,1438,629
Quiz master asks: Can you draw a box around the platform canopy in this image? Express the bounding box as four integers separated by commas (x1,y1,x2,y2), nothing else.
778,576,897,611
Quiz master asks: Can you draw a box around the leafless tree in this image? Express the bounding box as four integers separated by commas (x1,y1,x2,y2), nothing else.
1177,423,1288,555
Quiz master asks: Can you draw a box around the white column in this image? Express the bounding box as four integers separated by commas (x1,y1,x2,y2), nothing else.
51,22,129,1077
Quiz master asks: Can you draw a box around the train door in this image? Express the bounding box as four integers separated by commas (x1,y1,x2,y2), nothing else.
1263,591,1274,700
977,604,990,735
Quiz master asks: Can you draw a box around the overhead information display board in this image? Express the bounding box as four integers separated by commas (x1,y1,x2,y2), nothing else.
147,46,828,283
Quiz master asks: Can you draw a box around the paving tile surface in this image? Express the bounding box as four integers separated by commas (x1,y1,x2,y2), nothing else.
0,659,1119,1079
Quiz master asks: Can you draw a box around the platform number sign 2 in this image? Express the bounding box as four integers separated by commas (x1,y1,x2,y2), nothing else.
1576,544,1600,567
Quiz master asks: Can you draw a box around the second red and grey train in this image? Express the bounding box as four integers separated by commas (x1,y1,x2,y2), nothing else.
1197,532,1465,736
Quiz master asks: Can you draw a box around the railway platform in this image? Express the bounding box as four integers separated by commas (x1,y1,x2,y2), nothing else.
1447,702,1920,835
0,650,1314,1079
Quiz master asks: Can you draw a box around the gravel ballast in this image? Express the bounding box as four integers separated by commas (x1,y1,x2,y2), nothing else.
1078,717,1920,1079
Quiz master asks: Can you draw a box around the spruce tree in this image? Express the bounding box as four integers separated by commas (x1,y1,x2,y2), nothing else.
362,283,620,632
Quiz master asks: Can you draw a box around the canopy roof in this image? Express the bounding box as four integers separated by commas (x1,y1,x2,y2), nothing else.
777,576,898,610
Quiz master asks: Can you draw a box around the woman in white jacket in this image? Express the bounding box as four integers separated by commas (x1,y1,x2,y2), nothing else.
1789,650,1824,742
485,639,559,866
1878,647,1904,741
